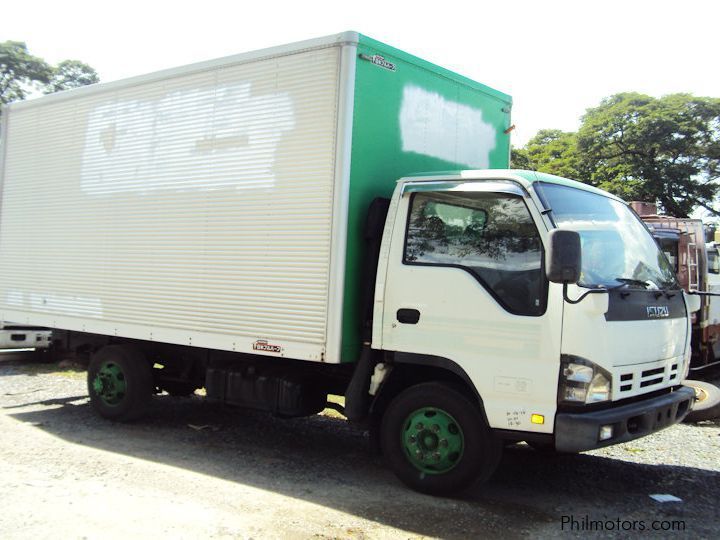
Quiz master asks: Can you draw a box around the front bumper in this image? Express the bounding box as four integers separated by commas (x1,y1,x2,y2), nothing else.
555,386,695,453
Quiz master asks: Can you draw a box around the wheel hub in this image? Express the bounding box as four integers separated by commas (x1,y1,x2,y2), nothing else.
92,362,127,406
402,407,464,474
694,386,708,403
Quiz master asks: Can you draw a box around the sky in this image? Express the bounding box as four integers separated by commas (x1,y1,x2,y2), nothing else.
2,0,719,147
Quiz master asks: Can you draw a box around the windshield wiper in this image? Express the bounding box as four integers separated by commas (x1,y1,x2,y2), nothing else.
613,277,650,289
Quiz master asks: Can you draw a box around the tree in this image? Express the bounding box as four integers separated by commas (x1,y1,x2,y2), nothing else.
578,93,720,217
522,129,587,181
510,146,531,169
44,60,99,94
1,41,98,113
0,41,52,106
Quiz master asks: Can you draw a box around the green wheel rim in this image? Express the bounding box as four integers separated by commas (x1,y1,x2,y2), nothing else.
401,407,464,474
92,362,127,406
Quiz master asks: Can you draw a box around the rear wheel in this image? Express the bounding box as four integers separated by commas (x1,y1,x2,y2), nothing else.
88,345,153,421
380,382,501,495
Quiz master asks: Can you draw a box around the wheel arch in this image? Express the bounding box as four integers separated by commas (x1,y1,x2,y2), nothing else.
371,353,489,427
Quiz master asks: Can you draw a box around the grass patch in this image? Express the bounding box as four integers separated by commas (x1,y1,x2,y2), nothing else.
2,359,86,380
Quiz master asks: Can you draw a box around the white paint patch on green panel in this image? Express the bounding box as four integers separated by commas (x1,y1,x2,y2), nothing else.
399,85,497,168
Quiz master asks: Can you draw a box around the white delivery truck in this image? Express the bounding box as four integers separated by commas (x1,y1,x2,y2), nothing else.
0,32,697,495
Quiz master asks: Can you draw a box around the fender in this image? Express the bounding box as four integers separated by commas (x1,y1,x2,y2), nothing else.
392,352,481,400
390,353,554,444
376,352,491,428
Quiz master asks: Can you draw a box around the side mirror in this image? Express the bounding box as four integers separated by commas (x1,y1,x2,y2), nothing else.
547,229,581,284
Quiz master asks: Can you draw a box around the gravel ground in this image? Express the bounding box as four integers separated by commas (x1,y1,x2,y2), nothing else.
0,354,718,539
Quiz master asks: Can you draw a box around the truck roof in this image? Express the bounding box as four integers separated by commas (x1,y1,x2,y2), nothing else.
356,34,511,104
2,31,511,113
400,170,624,202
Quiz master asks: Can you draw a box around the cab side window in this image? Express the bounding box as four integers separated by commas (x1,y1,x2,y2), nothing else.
404,191,546,316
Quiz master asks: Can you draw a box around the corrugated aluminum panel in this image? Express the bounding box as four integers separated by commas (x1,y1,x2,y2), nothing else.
0,45,343,362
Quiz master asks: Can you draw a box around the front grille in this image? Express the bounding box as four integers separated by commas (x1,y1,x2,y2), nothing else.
618,360,680,395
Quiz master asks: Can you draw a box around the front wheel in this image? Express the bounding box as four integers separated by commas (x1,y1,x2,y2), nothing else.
380,382,502,495
88,345,153,421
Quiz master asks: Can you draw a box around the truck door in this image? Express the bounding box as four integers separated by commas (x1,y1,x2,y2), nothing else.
379,182,563,433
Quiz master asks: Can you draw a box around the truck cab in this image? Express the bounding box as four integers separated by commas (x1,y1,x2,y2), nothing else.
367,169,695,493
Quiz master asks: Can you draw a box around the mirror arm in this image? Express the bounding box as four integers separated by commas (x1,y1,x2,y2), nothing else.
688,290,720,297
562,282,609,304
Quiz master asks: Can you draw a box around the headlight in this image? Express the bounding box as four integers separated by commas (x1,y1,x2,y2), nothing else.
559,356,612,404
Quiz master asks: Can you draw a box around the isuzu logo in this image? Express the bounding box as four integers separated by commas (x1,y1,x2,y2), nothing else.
646,306,670,318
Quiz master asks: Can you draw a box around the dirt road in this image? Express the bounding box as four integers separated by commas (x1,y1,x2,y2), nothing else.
1,358,718,539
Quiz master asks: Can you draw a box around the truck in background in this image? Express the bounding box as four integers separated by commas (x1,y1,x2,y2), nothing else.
0,322,52,351
0,33,698,495
633,202,720,421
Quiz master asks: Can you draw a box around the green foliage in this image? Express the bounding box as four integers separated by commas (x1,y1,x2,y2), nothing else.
510,146,531,170
45,60,99,94
0,41,52,105
518,93,720,217
578,93,720,217
1,41,98,111
523,129,587,182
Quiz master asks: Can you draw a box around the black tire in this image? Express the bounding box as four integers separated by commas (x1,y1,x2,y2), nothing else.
380,382,502,496
683,379,720,422
87,345,153,421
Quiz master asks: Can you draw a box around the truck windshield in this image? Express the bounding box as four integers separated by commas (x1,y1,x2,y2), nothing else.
538,183,679,290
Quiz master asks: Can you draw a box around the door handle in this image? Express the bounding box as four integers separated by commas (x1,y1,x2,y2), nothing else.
397,308,420,324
